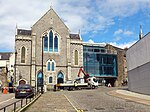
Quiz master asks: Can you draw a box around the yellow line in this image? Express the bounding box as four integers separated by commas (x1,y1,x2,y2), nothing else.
64,94,80,112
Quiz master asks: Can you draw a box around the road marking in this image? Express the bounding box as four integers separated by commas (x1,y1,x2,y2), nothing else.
64,95,85,112
0,97,15,105
64,95,79,112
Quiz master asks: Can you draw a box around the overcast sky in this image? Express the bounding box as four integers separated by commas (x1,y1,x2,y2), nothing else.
0,0,150,52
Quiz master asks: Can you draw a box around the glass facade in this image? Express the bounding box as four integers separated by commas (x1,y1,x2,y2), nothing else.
83,45,117,77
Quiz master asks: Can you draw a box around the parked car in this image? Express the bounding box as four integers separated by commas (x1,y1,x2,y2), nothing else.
15,84,34,98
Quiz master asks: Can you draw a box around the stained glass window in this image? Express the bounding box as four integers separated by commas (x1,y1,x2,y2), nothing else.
54,36,58,52
44,36,48,51
49,31,53,52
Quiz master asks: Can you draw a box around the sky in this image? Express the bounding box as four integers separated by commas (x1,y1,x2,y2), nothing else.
0,0,150,52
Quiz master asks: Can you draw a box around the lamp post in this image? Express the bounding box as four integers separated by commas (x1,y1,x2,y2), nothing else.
14,51,17,84
41,36,44,94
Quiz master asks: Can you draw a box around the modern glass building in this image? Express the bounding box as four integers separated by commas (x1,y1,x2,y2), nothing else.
83,44,118,86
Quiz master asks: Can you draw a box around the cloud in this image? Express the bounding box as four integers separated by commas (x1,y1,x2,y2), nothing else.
114,29,133,36
124,31,133,36
108,41,137,49
87,39,94,43
114,29,123,35
0,0,149,51
114,36,122,41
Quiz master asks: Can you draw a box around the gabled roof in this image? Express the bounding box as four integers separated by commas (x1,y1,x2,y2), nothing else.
0,52,12,60
32,8,69,30
17,29,32,36
70,34,80,40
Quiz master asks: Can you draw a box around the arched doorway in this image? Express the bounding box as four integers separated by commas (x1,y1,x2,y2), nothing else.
19,79,26,85
57,72,64,84
37,72,43,87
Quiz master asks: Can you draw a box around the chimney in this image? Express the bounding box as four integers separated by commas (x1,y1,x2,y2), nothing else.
139,25,143,39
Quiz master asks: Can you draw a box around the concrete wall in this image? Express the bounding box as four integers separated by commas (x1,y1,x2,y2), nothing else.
127,33,150,95
128,62,150,95
127,33,150,71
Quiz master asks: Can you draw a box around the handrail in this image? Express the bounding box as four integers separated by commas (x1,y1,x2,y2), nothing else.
0,91,40,112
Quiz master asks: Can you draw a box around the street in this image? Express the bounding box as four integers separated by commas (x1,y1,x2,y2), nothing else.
25,87,150,112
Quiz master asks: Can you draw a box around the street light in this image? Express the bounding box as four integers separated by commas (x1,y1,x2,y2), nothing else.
14,51,17,84
41,36,44,94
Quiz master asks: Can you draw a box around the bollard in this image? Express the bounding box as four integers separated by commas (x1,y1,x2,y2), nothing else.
3,87,7,94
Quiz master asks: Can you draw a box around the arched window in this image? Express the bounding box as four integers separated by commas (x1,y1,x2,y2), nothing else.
54,36,58,52
49,31,53,52
43,30,59,53
49,76,53,83
75,50,78,65
52,62,54,71
37,72,43,87
21,47,25,63
46,59,55,72
48,62,50,71
44,35,48,51
57,72,64,84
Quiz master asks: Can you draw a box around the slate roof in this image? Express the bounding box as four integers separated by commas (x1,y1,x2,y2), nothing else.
0,52,12,60
69,34,80,40
17,29,32,35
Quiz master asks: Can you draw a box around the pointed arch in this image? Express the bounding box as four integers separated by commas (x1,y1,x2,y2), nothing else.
18,79,27,85
49,31,53,52
46,59,56,72
49,76,53,83
47,62,50,71
21,46,26,63
54,35,58,52
44,35,48,51
52,62,55,71
37,72,43,87
75,50,79,65
57,71,64,84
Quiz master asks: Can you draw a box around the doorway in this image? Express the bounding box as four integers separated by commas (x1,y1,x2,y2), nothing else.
57,72,64,84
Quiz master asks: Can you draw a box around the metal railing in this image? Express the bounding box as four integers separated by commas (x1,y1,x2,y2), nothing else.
0,91,40,112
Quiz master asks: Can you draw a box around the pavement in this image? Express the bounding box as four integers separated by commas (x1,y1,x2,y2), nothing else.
0,87,150,112
108,88,150,106
25,92,76,112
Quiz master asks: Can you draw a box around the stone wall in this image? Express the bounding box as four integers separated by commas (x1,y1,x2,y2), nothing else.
15,35,32,85
105,44,127,86
0,68,7,87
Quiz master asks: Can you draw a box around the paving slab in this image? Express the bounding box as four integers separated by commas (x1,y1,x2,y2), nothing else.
25,92,76,112
108,89,150,106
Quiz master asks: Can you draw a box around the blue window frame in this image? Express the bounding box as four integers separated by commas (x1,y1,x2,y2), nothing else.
54,36,58,52
49,77,53,83
48,62,50,71
44,36,48,51
52,62,54,71
49,31,53,52
43,30,59,53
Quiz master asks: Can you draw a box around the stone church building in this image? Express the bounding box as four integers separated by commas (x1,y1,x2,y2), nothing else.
15,8,83,90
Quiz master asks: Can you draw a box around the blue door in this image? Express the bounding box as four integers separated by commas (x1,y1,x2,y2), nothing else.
37,72,43,87
57,72,64,84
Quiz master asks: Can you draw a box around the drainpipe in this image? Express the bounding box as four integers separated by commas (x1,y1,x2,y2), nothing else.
41,36,44,94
